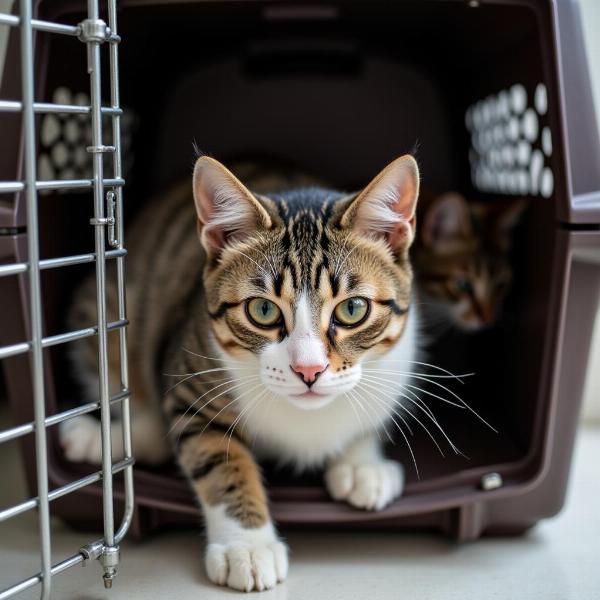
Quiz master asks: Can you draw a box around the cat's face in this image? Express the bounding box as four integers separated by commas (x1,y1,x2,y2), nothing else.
414,193,525,331
193,156,419,410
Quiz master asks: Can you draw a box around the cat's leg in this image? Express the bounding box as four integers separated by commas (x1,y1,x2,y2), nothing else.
176,430,287,592
59,403,170,465
325,435,404,511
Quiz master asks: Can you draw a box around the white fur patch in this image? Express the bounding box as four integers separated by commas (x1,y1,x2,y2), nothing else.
287,292,328,369
208,179,257,236
220,306,420,469
203,504,288,592
325,436,405,510
355,184,404,234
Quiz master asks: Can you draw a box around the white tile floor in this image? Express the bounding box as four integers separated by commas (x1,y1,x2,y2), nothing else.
1,424,599,599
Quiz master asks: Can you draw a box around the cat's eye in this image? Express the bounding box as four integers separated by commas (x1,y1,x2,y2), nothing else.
455,278,473,294
246,298,282,328
333,297,370,327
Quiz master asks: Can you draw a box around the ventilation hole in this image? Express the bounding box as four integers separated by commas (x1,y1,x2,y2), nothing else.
540,168,554,198
506,116,520,141
74,92,89,106
507,170,520,193
64,119,81,144
542,127,553,156
534,83,548,115
61,167,76,181
501,145,515,167
529,150,544,195
518,170,529,194
493,124,504,145
38,153,54,180
484,129,494,151
522,108,539,142
517,140,531,166
510,84,527,114
52,86,72,106
74,146,88,168
41,114,60,146
74,92,90,121
51,142,69,168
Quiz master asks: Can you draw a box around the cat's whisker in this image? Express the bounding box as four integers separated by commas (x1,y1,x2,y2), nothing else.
361,368,474,380
359,372,465,409
224,389,270,460
343,392,366,437
356,384,419,477
163,367,255,396
179,380,266,446
352,387,397,446
361,359,471,383
226,246,272,280
251,235,279,278
239,389,273,441
358,372,468,454
169,375,261,436
180,346,249,365
398,384,468,458
407,374,496,432
359,376,453,456
395,383,468,458
347,387,387,444
249,392,276,449
359,382,414,437
334,243,359,278
400,382,464,410
360,377,447,453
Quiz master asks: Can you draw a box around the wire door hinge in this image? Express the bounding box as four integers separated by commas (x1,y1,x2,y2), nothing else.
89,190,119,248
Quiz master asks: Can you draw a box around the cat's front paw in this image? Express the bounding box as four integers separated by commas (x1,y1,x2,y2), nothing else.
59,415,103,464
205,540,288,592
325,460,404,511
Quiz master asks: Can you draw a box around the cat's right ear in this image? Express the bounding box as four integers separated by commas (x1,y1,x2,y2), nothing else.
421,193,471,252
192,156,272,257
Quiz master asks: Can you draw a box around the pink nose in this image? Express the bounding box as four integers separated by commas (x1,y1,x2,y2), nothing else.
290,363,328,386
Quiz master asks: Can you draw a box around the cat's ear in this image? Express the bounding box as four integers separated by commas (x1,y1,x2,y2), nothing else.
192,156,272,256
340,155,420,255
421,193,471,251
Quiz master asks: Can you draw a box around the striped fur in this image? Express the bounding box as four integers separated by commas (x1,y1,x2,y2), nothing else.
64,155,421,591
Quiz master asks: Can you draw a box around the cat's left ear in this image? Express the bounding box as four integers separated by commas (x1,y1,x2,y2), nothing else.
340,155,420,255
192,156,272,258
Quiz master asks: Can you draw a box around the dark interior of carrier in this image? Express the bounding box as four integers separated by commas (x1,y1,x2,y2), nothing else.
1,0,565,534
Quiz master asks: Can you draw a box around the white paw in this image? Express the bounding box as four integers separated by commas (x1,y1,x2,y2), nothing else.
205,540,288,592
325,460,404,511
59,415,102,464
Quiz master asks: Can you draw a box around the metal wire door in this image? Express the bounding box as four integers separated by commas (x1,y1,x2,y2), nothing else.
0,1,134,597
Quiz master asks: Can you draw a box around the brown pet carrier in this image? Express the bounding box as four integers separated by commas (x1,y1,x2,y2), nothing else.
2,0,600,560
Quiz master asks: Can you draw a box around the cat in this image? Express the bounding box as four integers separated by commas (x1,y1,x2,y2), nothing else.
412,192,525,332
60,154,421,591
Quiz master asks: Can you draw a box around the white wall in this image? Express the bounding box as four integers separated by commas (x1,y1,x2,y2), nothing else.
578,0,600,424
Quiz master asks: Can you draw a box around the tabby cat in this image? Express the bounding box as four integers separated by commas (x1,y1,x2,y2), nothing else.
412,192,525,332
61,155,421,591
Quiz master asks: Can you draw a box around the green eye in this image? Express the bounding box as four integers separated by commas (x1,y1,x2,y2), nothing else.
456,278,473,294
334,297,370,327
246,298,282,328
